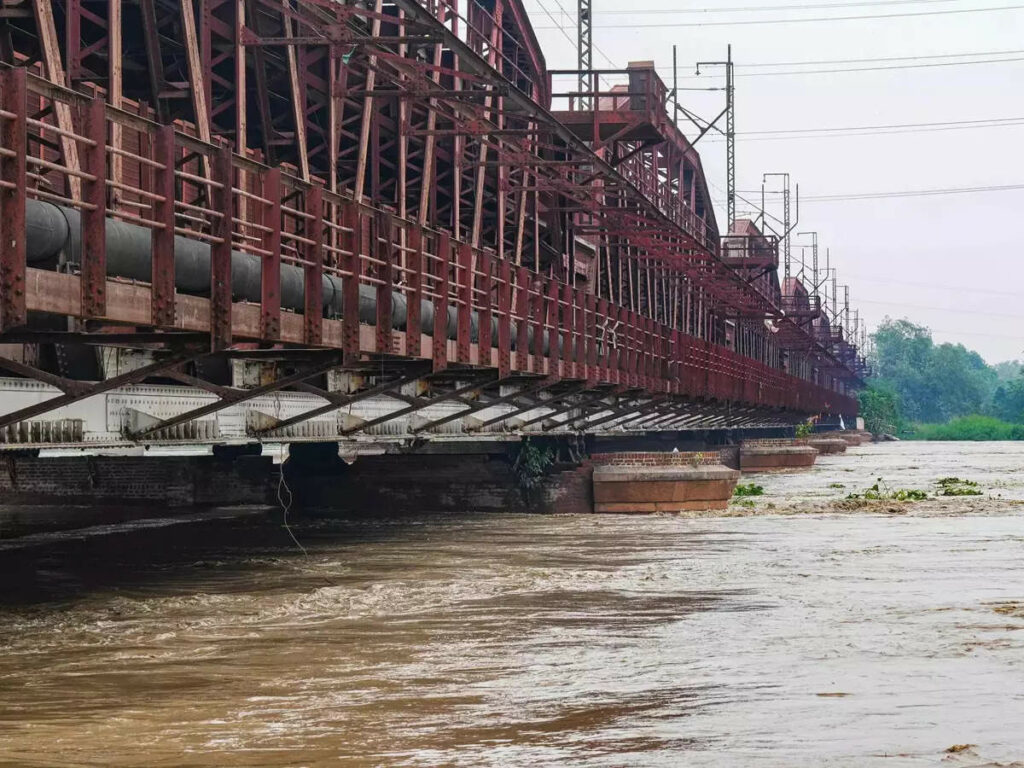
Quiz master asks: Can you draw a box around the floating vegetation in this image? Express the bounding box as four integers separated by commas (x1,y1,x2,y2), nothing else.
945,744,975,754
734,483,765,497
846,478,928,502
827,482,846,489
936,477,983,497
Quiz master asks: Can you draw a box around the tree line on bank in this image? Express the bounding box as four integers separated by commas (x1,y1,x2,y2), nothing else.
856,319,1024,440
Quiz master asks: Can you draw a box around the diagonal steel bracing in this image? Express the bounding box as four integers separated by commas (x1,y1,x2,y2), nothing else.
253,363,433,435
515,388,612,430
469,383,587,431
129,351,347,439
569,395,665,432
341,373,499,436
410,377,550,434
0,351,204,430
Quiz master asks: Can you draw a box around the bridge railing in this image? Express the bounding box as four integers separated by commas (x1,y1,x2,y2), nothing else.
0,67,856,417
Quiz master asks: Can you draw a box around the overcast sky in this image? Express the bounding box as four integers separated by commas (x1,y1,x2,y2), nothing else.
522,0,1024,363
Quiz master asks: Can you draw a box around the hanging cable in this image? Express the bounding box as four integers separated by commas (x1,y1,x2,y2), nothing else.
277,455,308,556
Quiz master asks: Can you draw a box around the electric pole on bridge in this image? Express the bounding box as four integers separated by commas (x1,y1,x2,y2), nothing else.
844,286,851,339
696,46,735,227
763,173,800,281
577,0,592,109
798,231,818,297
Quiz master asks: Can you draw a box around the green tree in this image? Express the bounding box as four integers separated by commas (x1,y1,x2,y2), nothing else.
868,318,997,423
990,370,1024,423
858,383,901,436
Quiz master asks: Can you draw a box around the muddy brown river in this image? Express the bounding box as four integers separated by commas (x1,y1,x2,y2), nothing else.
2,441,1024,766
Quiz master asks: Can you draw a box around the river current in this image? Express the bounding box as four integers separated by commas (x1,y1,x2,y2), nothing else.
2,441,1024,766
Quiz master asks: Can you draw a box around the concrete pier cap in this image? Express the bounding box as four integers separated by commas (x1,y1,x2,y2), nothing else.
798,436,848,455
739,439,818,472
837,430,874,446
590,452,740,513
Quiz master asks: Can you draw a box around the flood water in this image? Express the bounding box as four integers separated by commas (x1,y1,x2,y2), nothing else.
2,441,1024,766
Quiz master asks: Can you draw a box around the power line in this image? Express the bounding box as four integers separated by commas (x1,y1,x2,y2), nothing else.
595,0,963,14
842,272,1024,299
856,298,1024,320
695,116,1024,142
528,0,618,68
535,4,1024,29
801,183,1024,201
559,0,969,20
748,115,1024,135
654,49,1024,82
726,47,1024,68
909,328,1024,342
693,55,1024,77
530,0,578,51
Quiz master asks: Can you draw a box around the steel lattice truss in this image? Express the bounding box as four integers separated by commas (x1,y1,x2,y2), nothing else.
0,0,861,443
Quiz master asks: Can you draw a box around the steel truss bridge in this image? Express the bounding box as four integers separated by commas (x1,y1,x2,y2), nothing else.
0,0,862,452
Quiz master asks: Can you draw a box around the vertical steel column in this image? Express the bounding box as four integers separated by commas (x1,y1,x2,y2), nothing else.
456,242,472,363
546,280,560,380
209,145,234,349
477,250,492,367
0,69,27,330
341,202,361,360
375,210,394,353
432,231,450,372
151,124,177,327
406,227,423,357
304,186,324,345
514,265,530,373
574,288,586,382
561,283,574,378
669,328,681,395
530,275,544,374
596,297,609,384
260,167,282,340
497,258,512,378
81,97,107,318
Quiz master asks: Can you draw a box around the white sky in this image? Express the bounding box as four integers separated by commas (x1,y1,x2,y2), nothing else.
522,0,1024,363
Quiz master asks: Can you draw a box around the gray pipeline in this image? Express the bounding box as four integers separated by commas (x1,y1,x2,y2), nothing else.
25,199,546,349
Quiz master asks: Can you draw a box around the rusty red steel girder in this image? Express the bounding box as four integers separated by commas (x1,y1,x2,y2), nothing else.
0,0,860,425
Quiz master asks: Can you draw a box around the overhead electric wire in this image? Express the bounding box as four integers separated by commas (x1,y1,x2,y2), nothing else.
686,55,1024,77
742,116,1024,135
528,0,618,69
595,0,964,14
800,183,1024,201
535,4,1024,29
721,47,1024,68
650,49,1024,82
855,298,1024,320
842,273,1024,299
696,116,1024,142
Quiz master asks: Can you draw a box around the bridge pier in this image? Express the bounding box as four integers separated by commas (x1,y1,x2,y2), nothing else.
739,439,819,472
591,452,740,513
0,450,272,537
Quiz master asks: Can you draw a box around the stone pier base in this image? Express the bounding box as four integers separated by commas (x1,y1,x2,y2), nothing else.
838,430,873,445
739,439,818,472
800,437,848,455
591,452,739,513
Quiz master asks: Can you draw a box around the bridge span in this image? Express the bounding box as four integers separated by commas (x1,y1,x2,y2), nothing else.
0,0,864,460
